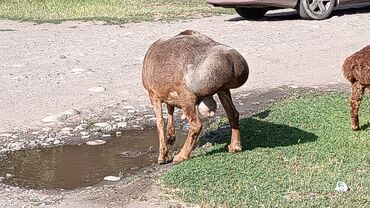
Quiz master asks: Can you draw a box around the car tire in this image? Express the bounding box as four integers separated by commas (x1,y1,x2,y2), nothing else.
298,0,335,20
235,8,268,20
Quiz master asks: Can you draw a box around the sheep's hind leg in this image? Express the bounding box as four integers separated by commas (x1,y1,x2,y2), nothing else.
149,93,170,164
173,101,202,164
217,90,242,152
350,82,366,131
166,104,176,145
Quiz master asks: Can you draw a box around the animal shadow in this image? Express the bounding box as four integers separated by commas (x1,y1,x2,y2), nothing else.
201,111,318,155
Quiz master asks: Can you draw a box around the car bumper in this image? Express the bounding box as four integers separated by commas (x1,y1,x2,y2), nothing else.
206,0,298,8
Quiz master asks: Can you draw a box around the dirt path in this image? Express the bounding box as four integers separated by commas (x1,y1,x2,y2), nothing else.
0,5,369,208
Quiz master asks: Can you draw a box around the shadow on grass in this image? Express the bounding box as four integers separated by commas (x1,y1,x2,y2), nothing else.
201,111,318,155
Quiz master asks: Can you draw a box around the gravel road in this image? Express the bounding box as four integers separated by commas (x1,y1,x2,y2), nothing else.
0,5,369,207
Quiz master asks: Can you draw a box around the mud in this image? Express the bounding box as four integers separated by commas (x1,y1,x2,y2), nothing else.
0,129,184,190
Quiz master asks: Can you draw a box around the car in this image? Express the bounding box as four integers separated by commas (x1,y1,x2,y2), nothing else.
206,0,370,20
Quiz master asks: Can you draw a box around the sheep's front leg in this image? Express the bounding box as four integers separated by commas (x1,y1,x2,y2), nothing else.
166,104,176,145
149,93,169,164
350,82,366,131
218,90,242,152
173,102,202,164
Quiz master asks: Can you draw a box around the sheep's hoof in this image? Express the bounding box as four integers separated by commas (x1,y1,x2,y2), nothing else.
228,144,242,153
173,154,188,164
158,156,171,165
165,135,176,145
352,126,360,131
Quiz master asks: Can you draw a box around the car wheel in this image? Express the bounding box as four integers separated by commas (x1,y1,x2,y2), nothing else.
298,0,335,20
235,8,268,20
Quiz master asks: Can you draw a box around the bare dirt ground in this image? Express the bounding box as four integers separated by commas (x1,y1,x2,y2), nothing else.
0,4,369,208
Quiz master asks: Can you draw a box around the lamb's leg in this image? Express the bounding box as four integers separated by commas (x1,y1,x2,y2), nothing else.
350,82,366,131
173,102,202,164
166,104,176,145
217,90,242,152
149,93,169,164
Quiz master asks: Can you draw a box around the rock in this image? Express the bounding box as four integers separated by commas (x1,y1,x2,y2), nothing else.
42,114,67,123
62,109,80,115
115,131,122,136
93,122,112,132
93,122,109,128
335,181,349,192
45,137,55,143
53,140,61,145
0,133,12,138
80,131,89,136
103,176,121,182
61,127,73,132
5,174,14,179
123,106,135,110
31,131,39,135
59,127,73,135
70,68,86,74
74,124,86,132
41,143,49,146
117,122,127,128
102,134,111,138
37,135,47,140
86,140,106,146
289,85,299,89
88,87,106,93
42,127,52,132
81,135,90,139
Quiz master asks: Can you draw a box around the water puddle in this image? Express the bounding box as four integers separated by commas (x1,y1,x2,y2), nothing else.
0,129,183,190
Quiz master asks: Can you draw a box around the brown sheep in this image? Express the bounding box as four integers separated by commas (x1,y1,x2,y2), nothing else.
342,45,370,131
142,30,249,164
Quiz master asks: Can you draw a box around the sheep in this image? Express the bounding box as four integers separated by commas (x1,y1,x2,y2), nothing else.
142,30,249,164
342,45,370,131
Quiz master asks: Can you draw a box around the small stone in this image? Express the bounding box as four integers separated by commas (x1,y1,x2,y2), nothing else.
335,181,349,192
42,127,52,132
5,173,14,179
102,134,111,138
37,135,47,140
115,131,122,136
123,106,135,110
88,87,106,93
93,122,109,128
86,140,106,146
103,176,121,182
117,122,127,128
62,109,80,115
289,85,299,89
81,135,90,139
45,137,55,142
70,68,86,74
42,114,67,123
74,125,85,132
31,131,39,135
80,131,89,136
0,133,12,137
53,140,61,145
61,127,73,132
41,143,49,146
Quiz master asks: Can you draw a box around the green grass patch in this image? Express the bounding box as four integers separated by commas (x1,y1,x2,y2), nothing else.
162,92,370,207
0,0,232,24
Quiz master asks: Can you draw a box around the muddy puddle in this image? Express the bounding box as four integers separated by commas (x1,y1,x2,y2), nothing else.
0,129,184,190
